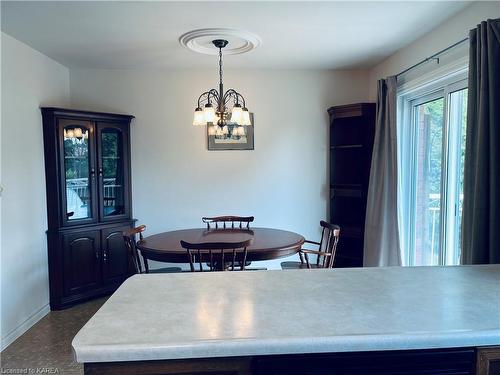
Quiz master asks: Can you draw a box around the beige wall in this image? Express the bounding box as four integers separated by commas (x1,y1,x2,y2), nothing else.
69,68,370,269
1,32,70,349
369,1,500,99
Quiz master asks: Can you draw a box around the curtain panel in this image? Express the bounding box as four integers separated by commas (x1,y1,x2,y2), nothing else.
363,76,402,267
461,18,500,264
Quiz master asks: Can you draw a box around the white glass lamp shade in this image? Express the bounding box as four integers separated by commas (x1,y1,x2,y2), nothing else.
193,108,205,126
208,125,217,136
73,127,83,138
232,126,242,136
230,104,243,125
241,108,251,126
222,125,229,135
203,104,216,123
66,129,75,138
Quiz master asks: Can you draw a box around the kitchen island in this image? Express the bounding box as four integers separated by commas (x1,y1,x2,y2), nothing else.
72,265,500,374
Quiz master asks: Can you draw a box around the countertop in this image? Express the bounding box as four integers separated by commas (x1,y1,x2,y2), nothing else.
72,265,500,363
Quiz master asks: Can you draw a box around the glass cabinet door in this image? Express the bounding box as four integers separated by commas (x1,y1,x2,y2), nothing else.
60,119,96,224
97,123,129,219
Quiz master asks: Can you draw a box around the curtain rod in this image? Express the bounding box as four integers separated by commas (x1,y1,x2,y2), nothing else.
396,37,469,78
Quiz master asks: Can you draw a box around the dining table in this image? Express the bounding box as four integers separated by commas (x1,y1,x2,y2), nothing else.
136,227,305,264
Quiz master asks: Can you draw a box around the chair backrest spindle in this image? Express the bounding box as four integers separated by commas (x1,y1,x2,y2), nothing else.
317,221,340,268
202,216,254,230
180,239,252,272
122,225,147,274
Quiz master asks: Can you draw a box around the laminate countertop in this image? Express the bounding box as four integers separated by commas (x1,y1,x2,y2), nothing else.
72,265,500,363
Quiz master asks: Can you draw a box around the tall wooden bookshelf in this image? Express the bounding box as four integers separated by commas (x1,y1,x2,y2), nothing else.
327,103,376,267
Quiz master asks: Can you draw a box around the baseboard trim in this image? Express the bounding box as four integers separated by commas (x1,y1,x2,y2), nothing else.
1,303,50,351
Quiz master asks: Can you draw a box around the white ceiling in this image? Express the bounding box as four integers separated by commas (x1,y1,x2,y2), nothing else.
1,1,471,70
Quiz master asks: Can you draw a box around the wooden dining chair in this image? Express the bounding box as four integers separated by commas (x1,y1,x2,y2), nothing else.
203,216,266,271
123,225,182,274
180,239,253,272
281,221,340,270
202,216,254,230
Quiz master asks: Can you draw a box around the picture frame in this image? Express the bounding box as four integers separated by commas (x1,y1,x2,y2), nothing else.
207,113,254,151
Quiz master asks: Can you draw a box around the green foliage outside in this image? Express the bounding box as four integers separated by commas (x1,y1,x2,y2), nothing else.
422,98,443,195
64,130,121,181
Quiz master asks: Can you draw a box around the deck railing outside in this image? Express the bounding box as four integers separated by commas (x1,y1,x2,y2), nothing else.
66,177,119,207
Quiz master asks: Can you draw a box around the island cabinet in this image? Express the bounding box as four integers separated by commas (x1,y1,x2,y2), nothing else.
74,266,500,375
41,108,135,310
85,348,477,374
327,103,376,267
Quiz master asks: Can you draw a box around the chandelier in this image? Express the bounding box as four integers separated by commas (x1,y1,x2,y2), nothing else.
192,39,252,136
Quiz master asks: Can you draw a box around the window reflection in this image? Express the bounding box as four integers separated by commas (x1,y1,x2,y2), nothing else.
101,129,125,217
64,126,91,220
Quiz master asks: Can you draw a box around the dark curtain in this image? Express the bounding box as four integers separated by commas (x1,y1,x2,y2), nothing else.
363,76,401,266
461,18,500,264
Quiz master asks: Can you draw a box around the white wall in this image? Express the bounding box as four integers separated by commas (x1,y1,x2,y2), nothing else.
69,68,369,269
1,32,70,349
369,1,500,99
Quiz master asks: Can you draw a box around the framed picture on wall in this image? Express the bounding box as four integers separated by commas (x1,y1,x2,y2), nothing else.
207,113,254,151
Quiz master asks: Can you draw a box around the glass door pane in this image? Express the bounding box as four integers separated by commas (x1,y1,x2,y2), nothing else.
100,126,126,217
444,87,468,265
413,97,444,266
63,122,93,221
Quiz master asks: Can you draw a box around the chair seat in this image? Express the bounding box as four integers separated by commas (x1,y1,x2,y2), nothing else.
147,267,182,274
280,261,325,270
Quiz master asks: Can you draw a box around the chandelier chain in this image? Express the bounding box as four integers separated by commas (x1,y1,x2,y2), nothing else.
219,47,223,86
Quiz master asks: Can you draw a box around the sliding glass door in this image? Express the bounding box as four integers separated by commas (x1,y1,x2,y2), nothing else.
400,76,467,266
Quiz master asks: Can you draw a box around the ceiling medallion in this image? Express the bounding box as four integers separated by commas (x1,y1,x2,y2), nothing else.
179,28,261,55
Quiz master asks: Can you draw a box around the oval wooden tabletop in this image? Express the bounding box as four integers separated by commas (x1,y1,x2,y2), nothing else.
137,227,305,262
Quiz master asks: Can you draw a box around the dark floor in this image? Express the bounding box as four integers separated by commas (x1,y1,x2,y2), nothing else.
1,297,107,374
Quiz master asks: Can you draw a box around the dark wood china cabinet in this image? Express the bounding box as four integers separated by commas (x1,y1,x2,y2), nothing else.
41,108,135,310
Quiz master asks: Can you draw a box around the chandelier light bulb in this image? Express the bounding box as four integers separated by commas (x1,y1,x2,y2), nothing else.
203,104,216,123
193,107,205,126
241,108,251,126
74,127,83,138
231,104,243,125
